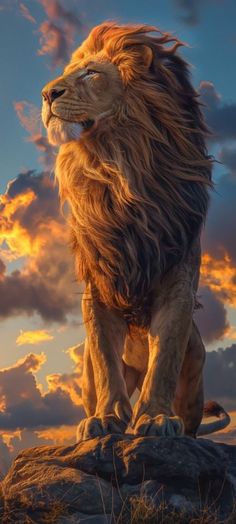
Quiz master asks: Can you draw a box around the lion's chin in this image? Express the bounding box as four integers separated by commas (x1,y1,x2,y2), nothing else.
46,116,84,146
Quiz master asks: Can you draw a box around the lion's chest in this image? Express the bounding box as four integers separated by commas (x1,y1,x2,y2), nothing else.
75,199,161,326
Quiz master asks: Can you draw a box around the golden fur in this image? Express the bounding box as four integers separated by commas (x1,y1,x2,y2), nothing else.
42,23,229,439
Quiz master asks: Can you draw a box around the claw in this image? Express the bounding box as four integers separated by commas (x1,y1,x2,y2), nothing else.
133,414,184,437
76,414,127,442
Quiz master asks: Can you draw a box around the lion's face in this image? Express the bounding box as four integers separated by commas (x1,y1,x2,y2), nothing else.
42,59,123,145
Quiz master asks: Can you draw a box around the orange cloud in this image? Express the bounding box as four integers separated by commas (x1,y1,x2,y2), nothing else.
0,172,80,323
66,343,84,370
37,425,77,445
0,188,39,259
0,172,68,263
46,343,84,405
46,371,82,405
201,252,236,307
16,329,54,346
224,326,236,340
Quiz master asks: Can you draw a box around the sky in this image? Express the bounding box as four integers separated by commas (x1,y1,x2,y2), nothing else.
0,0,236,475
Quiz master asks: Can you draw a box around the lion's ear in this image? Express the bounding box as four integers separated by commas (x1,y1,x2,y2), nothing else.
123,43,153,69
139,45,153,69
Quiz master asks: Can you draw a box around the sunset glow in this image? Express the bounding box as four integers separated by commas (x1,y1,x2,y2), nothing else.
16,329,54,346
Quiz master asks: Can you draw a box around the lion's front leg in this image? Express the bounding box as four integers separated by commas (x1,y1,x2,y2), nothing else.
77,286,132,441
132,267,195,437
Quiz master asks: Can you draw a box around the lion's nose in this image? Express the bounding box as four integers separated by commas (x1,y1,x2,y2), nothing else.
42,88,66,104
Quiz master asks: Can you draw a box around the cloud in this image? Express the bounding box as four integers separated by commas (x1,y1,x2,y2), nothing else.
37,0,85,68
19,2,36,24
172,0,223,26
202,173,236,264
204,344,236,412
0,171,80,322
46,343,84,404
0,346,83,474
219,146,236,175
14,101,55,170
45,343,84,405
0,425,77,476
0,435,12,478
195,286,229,344
199,81,236,143
16,329,54,346
200,253,236,308
0,351,84,432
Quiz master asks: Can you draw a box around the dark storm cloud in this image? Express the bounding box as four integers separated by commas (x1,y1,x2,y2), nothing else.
0,267,77,322
0,353,84,431
0,171,80,322
204,344,236,411
199,81,236,143
194,286,229,344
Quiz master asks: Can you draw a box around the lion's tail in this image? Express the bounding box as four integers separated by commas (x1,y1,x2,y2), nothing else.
197,400,231,437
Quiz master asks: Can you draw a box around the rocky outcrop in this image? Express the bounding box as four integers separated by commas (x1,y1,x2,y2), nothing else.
1,434,236,523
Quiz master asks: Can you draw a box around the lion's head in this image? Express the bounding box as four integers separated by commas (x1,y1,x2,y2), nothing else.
42,22,213,327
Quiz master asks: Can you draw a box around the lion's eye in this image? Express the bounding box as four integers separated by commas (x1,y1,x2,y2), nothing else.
84,70,97,78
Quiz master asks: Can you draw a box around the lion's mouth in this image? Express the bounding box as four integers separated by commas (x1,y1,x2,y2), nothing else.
45,114,96,145
47,113,95,131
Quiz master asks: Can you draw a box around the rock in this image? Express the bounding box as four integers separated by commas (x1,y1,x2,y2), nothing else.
1,434,236,523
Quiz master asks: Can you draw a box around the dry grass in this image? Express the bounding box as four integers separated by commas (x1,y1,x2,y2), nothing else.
116,496,236,524
2,494,236,523
1,471,235,523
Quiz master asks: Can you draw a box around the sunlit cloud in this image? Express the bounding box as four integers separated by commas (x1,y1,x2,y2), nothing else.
37,425,76,445
0,346,84,473
16,329,54,346
66,343,84,370
0,351,84,432
0,187,38,259
201,252,236,307
47,371,82,405
37,0,86,68
0,171,79,322
46,344,84,405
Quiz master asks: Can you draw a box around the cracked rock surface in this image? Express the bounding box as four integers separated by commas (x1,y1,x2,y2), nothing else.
1,434,236,523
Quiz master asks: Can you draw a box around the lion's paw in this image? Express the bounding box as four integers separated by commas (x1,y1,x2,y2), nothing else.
76,414,127,441
132,414,184,437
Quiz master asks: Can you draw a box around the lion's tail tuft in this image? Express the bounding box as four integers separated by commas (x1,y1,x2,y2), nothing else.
197,400,231,437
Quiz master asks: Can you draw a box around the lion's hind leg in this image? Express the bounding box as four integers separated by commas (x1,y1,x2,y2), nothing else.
173,321,205,438
122,361,141,398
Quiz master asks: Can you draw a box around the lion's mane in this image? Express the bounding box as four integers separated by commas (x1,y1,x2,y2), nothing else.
56,23,213,328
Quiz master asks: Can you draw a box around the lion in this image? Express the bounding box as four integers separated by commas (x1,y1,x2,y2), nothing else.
42,22,230,439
